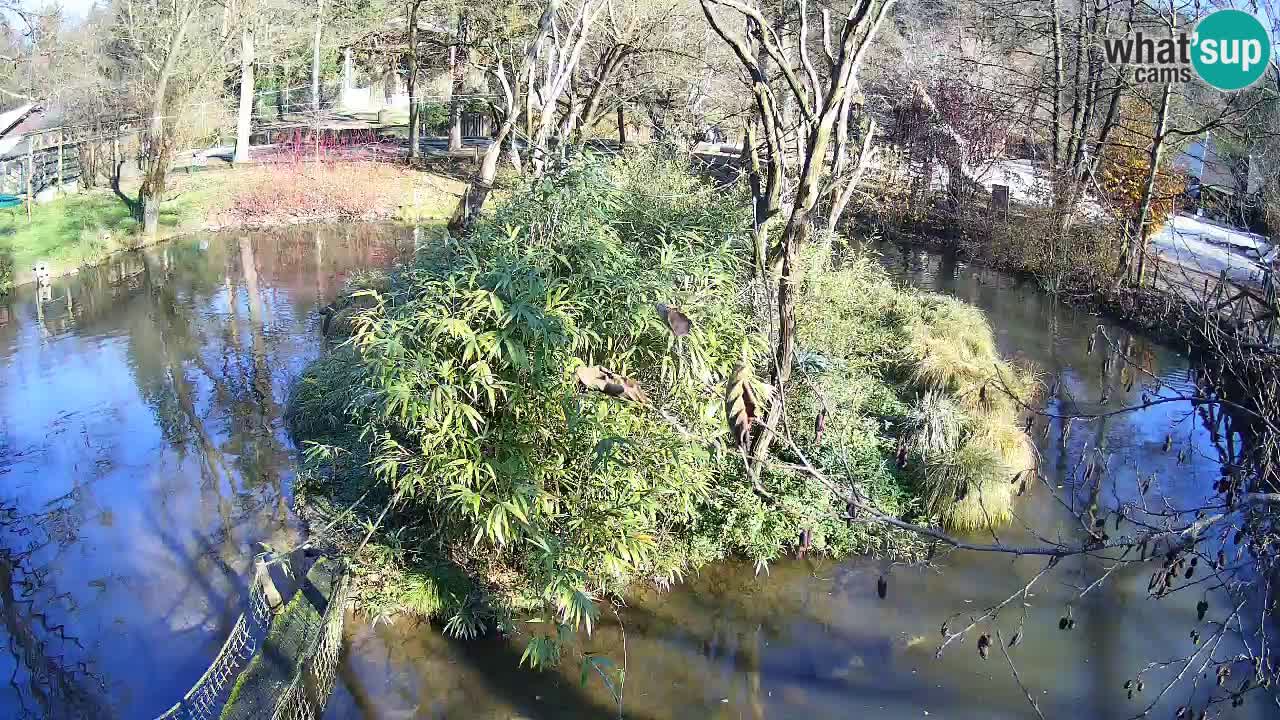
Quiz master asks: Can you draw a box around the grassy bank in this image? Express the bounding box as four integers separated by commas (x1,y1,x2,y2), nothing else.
287,150,1035,664
0,184,203,291
0,161,465,291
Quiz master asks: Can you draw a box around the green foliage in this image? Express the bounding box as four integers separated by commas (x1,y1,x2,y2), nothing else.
415,102,450,134
0,248,11,294
0,194,142,279
290,151,1034,663
789,247,1035,533
293,151,765,652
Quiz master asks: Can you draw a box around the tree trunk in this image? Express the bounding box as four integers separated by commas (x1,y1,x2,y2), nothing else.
572,45,626,143
139,3,198,238
311,0,325,113
696,0,893,478
753,88,853,469
524,61,535,142
1083,0,1136,185
742,123,769,274
827,118,876,234
448,44,463,151
617,104,625,144
1063,6,1085,174
529,0,602,176
1128,82,1172,285
275,64,287,118
558,76,580,152
449,122,511,233
508,130,523,172
408,0,420,160
450,1,559,231
1048,0,1065,172
140,133,170,237
234,28,255,165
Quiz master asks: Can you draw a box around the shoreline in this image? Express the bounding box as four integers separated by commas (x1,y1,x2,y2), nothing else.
7,208,436,288
1,161,465,291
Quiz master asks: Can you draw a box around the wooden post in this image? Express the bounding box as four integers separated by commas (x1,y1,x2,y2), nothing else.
25,142,34,219
56,130,64,192
990,184,1010,217
254,555,284,611
617,105,626,145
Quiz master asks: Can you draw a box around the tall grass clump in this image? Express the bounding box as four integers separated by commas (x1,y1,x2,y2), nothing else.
792,249,1037,533
0,249,12,294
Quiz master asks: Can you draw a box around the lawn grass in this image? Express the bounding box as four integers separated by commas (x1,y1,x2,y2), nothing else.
0,191,140,286
0,176,215,287
0,162,465,291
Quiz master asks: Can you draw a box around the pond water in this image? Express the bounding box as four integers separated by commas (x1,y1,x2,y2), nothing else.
0,224,417,719
0,226,1266,719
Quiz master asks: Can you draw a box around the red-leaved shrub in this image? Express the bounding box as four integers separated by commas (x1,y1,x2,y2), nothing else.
230,162,409,224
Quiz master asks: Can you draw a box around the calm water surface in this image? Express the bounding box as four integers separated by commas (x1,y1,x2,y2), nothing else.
0,227,1268,719
0,224,415,718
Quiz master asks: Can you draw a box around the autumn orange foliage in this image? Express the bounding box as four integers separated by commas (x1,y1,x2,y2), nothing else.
1097,104,1188,239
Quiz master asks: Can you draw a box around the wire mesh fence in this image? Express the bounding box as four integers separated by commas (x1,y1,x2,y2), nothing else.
153,556,276,720
270,565,351,720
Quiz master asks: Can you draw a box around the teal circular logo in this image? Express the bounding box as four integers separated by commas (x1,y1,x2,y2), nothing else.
1192,10,1272,91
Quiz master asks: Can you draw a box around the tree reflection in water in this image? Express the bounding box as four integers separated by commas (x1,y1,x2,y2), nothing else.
0,223,416,718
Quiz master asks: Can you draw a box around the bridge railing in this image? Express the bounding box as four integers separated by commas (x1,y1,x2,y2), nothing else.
154,554,276,720
271,563,351,720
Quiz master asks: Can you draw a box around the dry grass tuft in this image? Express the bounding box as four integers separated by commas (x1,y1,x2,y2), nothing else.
906,297,998,400
903,391,967,457
916,443,1013,532
970,410,1038,477
795,250,1043,533
897,295,1040,531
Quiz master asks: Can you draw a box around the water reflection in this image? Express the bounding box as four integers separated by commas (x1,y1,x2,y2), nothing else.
327,243,1271,719
0,223,414,718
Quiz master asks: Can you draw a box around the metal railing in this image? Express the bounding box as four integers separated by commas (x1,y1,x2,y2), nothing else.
271,564,351,720
154,555,275,720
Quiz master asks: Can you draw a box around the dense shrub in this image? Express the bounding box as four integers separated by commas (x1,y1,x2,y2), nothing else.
293,152,767,655
290,150,1036,664
230,163,406,223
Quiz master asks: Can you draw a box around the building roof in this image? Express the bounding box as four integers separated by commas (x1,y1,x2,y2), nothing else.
1173,134,1260,197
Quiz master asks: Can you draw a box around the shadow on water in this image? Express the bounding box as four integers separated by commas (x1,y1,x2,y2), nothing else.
329,613,648,720
0,222,420,718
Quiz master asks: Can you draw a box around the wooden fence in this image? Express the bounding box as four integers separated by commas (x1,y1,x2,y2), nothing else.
1152,257,1280,345
1,120,146,201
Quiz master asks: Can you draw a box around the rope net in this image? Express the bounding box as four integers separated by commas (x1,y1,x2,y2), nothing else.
271,567,351,720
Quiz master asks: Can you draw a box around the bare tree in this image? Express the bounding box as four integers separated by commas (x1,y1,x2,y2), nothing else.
312,0,326,112
108,0,233,236
406,0,425,161
234,23,255,164
700,0,894,476
527,0,606,175
449,0,560,230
